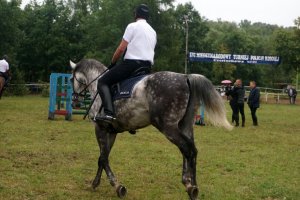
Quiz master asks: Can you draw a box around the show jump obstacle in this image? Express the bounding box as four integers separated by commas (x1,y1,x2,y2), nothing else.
48,73,73,120
48,73,91,121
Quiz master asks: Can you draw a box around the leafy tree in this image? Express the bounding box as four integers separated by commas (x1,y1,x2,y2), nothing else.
0,0,22,56
0,0,298,88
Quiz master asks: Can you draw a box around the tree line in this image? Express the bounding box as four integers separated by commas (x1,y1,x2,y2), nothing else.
1,0,299,87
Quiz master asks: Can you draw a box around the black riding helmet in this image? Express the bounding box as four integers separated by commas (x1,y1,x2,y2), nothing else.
135,4,149,20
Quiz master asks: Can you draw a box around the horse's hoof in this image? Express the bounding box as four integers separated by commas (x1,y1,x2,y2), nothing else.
116,185,127,198
187,185,199,200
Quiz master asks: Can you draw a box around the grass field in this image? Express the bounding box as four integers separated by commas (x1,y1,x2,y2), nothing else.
0,96,299,200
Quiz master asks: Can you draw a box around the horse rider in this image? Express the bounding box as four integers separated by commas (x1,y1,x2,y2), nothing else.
95,4,157,123
0,55,10,84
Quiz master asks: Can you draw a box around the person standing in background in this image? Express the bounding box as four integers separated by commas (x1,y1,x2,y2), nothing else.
226,79,245,127
234,79,246,127
288,86,297,104
248,81,260,126
225,83,236,124
293,87,297,104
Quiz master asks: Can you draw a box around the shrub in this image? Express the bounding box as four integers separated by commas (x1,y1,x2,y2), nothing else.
38,80,49,97
6,69,29,96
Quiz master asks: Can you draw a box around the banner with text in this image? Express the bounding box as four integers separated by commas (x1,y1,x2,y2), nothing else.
189,52,280,65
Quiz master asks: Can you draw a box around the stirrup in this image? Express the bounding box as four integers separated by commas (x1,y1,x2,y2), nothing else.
93,114,116,123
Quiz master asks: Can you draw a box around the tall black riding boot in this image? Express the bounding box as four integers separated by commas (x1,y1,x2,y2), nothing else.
94,84,116,123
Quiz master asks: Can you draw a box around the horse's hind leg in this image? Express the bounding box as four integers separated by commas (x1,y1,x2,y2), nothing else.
161,126,199,200
93,124,127,198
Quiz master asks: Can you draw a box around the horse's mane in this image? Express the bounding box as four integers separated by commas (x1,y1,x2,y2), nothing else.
75,59,106,75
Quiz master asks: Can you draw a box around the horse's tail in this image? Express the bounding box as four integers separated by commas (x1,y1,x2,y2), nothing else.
187,74,233,130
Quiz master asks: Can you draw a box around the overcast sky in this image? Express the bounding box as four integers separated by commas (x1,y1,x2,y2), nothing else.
176,0,299,27
21,0,299,27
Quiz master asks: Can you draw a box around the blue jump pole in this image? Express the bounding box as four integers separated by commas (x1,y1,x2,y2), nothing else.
48,73,72,121
199,104,205,126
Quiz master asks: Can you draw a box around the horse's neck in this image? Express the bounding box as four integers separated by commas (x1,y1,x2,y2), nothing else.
85,70,103,117
85,69,103,96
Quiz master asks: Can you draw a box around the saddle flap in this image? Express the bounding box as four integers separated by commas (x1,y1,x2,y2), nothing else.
111,75,147,101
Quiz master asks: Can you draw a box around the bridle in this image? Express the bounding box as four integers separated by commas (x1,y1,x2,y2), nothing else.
71,69,109,97
71,69,109,119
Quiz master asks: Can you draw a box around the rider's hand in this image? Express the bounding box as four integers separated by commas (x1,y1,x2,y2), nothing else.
107,63,116,69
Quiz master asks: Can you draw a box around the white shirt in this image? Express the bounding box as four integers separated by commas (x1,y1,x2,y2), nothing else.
123,19,157,64
0,59,9,73
289,88,293,96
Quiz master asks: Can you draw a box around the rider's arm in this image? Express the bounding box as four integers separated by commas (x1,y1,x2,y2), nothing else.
111,39,128,64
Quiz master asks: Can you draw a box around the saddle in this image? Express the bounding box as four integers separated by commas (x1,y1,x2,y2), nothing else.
111,67,150,101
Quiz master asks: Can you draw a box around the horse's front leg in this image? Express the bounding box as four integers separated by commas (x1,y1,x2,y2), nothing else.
92,125,108,189
92,124,127,198
92,156,104,189
103,159,127,198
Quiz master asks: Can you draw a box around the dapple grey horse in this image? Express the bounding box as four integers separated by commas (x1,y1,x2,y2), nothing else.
70,59,232,199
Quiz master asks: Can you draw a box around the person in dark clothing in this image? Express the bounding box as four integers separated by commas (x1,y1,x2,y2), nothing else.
234,79,246,127
94,4,157,123
247,81,260,126
225,84,236,124
226,79,245,127
293,87,298,104
288,86,297,104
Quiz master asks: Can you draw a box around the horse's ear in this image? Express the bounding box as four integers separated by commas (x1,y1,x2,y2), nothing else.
70,60,76,69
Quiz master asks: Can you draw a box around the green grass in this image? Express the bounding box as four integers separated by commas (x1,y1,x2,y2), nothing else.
0,96,299,200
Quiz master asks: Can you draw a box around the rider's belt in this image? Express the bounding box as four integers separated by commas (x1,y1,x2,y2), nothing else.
124,59,152,67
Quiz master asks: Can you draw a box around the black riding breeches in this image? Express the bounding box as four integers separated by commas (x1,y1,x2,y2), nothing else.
98,60,151,86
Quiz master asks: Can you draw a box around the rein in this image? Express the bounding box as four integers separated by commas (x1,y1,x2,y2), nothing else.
73,69,109,97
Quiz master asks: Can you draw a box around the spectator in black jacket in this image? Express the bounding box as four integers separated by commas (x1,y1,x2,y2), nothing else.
234,79,246,127
226,79,245,127
248,81,260,126
225,84,236,124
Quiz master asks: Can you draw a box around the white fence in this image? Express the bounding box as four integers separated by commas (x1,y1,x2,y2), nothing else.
216,86,299,104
